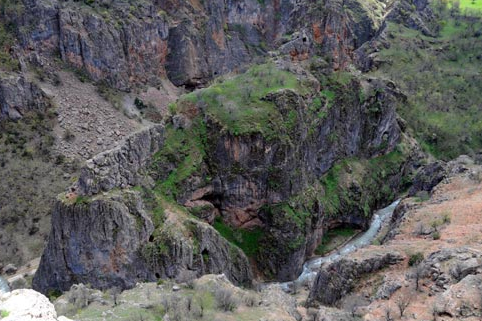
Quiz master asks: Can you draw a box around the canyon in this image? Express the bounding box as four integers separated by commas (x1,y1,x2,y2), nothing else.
0,0,481,320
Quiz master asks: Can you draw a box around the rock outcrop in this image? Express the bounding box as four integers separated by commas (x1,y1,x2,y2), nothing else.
308,251,403,306
158,72,416,280
142,217,253,286
0,289,73,321
408,161,447,196
77,125,166,195
0,74,49,120
33,189,253,294
33,190,154,293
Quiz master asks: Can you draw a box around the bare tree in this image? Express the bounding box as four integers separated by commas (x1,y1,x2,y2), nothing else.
412,264,425,292
109,286,122,306
396,293,411,317
384,305,394,321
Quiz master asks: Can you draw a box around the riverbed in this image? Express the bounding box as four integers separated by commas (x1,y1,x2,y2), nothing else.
281,199,400,290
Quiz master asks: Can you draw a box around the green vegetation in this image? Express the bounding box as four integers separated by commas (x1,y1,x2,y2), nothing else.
408,252,424,266
315,226,358,255
370,10,482,159
448,0,482,11
74,195,91,205
176,62,309,140
0,310,9,318
213,217,263,257
320,146,409,217
150,119,207,200
0,0,23,72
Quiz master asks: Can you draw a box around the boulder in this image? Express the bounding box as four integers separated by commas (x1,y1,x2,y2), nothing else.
2,265,17,276
408,161,446,196
0,289,73,321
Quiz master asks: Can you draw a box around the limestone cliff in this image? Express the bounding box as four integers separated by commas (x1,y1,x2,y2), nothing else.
6,0,393,89
0,74,49,120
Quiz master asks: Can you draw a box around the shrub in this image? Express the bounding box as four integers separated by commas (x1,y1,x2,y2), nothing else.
243,293,258,307
442,212,451,224
408,252,424,266
214,287,237,312
432,231,441,240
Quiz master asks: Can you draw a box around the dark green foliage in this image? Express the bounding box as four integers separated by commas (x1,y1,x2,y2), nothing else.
408,252,424,266
315,226,358,255
74,195,90,205
320,147,408,218
213,217,263,257
47,289,62,301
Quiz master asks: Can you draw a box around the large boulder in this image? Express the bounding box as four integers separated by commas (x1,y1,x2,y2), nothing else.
408,161,447,196
0,289,73,321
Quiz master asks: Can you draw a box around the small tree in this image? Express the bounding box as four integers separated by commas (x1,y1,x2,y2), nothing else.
109,286,121,306
412,264,425,292
396,293,411,317
384,305,394,321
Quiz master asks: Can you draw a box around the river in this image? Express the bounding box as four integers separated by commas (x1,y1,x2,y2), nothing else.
280,199,401,290
0,275,9,294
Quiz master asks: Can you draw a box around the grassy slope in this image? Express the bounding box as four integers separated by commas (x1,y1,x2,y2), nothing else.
370,12,482,159
176,62,310,139
449,0,482,10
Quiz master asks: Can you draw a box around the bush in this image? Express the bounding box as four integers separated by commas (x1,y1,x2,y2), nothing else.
442,212,451,224
214,287,237,312
408,252,424,266
432,231,441,240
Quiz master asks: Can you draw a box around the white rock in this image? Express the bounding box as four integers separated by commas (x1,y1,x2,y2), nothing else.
0,289,73,321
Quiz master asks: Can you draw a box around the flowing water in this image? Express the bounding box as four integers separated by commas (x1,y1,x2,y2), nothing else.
280,199,401,290
0,276,9,294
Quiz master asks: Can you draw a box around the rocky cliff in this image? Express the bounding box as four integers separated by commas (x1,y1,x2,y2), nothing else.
4,0,392,90
33,125,253,294
3,0,433,296
0,74,49,120
307,251,403,305
34,56,423,294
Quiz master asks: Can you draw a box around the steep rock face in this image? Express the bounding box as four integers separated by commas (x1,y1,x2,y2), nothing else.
11,0,390,89
16,0,169,91
33,191,154,293
142,218,252,286
408,161,447,196
34,124,253,294
153,71,413,281
77,125,166,195
354,0,437,71
0,74,49,120
308,251,403,306
386,0,437,36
